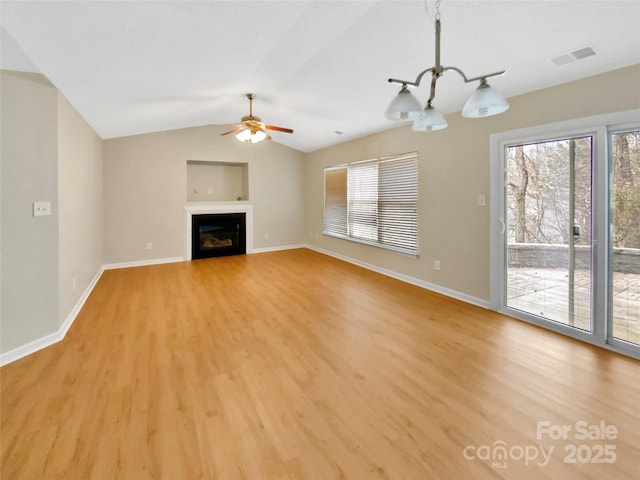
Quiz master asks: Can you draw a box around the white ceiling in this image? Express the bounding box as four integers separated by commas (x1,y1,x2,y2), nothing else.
1,1,638,152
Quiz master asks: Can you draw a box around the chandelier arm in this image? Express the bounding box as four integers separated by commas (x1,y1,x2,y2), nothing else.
442,66,506,84
388,66,436,88
427,72,438,105
414,66,438,87
465,70,507,83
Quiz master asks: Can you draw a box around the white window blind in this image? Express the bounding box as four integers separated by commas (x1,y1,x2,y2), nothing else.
323,152,418,256
323,166,348,237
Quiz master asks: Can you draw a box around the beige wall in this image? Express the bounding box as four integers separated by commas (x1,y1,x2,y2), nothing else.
1,71,103,355
103,126,306,264
1,71,59,352
57,93,103,325
304,64,640,302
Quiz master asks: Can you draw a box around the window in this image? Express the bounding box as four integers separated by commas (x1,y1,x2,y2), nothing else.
323,152,418,255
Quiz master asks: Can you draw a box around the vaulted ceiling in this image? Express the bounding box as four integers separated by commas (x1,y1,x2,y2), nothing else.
1,1,638,152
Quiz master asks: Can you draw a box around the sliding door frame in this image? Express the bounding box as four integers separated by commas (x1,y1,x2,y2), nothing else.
490,109,640,359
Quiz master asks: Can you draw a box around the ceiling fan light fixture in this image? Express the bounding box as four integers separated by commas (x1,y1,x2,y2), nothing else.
221,93,293,143
385,84,423,121
462,79,510,118
236,129,267,143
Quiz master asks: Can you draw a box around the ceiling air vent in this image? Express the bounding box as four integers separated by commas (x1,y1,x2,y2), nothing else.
551,46,596,66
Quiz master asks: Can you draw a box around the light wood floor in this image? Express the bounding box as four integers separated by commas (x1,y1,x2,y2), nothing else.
1,248,639,479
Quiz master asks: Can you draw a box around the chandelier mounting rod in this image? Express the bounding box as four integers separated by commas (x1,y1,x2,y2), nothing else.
387,18,505,91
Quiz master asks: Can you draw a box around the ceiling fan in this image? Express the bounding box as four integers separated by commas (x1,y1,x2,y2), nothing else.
220,93,293,143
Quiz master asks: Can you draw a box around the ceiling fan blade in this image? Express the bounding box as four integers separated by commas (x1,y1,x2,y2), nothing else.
265,125,294,134
220,127,245,136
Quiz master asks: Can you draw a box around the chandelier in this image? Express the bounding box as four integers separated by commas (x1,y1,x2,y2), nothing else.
385,0,509,131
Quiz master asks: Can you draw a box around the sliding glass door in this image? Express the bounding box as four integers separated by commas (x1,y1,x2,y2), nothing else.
491,111,640,358
610,129,640,347
505,137,593,332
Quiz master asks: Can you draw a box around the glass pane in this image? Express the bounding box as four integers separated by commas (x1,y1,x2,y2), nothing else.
324,167,348,237
506,137,593,331
348,163,378,242
611,130,640,346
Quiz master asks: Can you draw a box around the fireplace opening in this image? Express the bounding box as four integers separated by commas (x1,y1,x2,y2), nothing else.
192,213,246,259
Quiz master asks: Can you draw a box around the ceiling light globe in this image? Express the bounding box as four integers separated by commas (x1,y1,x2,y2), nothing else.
235,129,252,142
462,81,510,118
236,129,267,143
250,130,267,143
385,85,423,121
412,105,448,132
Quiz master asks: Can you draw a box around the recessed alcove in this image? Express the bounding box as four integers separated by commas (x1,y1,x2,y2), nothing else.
186,160,249,202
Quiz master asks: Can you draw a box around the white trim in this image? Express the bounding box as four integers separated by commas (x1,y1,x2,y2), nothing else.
489,109,640,148
103,256,184,270
59,268,104,337
0,267,104,367
306,245,490,309
0,330,62,367
251,244,307,254
184,203,254,260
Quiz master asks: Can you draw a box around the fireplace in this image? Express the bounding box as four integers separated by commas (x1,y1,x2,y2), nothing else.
191,213,246,259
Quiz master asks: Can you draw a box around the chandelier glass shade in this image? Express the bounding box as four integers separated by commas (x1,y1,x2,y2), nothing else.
412,104,448,132
384,85,423,121
461,79,510,118
386,6,509,132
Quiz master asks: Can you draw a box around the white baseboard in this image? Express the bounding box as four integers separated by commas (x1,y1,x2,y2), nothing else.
251,244,307,254
0,268,104,367
59,267,104,338
102,256,184,270
306,245,490,310
0,329,62,367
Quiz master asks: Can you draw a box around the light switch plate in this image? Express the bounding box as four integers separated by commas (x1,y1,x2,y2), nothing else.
33,201,51,216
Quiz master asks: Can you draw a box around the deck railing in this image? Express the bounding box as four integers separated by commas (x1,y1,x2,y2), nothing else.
507,243,640,274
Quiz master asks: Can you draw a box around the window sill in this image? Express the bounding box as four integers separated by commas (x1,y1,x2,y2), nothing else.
323,232,418,258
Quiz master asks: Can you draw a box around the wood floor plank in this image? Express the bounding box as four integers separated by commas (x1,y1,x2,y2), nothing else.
1,248,639,479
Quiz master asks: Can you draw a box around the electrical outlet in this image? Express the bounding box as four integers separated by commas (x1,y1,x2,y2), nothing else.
434,260,441,271
33,201,51,216
146,242,153,250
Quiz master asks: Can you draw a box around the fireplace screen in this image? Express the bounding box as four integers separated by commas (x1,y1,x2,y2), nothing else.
192,213,246,259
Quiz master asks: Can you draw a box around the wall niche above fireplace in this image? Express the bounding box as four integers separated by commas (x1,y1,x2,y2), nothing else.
186,160,249,202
